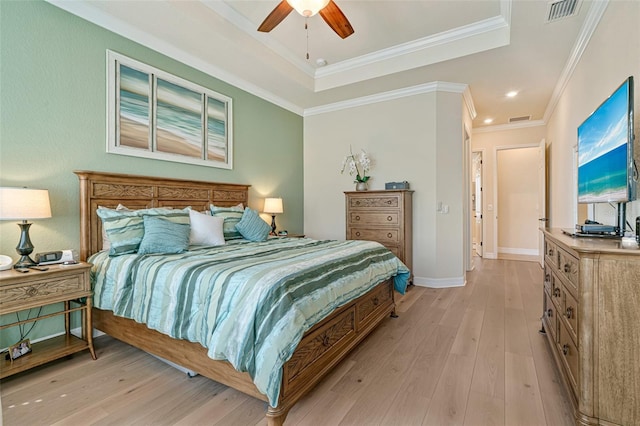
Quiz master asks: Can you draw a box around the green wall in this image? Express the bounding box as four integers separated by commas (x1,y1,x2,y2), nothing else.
0,1,303,346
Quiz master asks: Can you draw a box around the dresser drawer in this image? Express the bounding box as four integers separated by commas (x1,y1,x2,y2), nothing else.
550,271,562,310
0,273,88,313
543,290,559,343
349,228,399,244
544,239,559,268
562,288,578,343
349,195,399,209
558,248,579,296
559,321,579,398
544,264,553,294
349,212,399,226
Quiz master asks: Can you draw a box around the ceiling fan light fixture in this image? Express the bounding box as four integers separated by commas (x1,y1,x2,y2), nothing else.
286,0,330,17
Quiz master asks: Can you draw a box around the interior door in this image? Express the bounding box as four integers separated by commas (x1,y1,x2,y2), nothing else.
473,152,483,257
538,139,547,267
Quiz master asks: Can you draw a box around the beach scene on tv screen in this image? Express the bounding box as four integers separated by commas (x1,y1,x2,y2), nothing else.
578,81,629,203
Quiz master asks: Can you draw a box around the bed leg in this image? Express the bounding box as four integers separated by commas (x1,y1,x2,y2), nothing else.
266,406,288,426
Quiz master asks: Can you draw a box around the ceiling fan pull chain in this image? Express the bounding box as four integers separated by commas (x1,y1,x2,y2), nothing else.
305,18,309,60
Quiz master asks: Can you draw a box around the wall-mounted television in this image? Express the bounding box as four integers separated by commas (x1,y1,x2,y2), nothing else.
577,76,635,204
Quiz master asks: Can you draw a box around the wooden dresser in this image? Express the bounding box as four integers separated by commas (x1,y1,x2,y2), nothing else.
345,190,413,274
541,229,640,425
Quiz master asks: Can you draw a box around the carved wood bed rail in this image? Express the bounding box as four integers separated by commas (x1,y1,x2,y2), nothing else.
76,170,396,425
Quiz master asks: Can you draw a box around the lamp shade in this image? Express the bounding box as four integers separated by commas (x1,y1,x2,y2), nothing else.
286,0,330,17
0,187,52,220
263,197,284,214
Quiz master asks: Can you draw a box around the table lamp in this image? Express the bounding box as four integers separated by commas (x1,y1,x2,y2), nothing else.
263,197,283,235
0,187,52,269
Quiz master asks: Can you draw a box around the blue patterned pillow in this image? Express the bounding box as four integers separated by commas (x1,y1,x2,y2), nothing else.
210,205,244,240
138,215,190,254
97,207,189,256
235,208,271,242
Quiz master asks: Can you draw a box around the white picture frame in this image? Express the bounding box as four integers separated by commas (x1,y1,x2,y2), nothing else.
107,50,233,169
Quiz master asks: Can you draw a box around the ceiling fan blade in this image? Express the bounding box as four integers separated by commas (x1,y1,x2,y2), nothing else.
258,1,294,32
319,0,354,39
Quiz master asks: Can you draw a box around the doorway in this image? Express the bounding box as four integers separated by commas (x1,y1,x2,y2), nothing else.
495,145,540,261
472,151,483,257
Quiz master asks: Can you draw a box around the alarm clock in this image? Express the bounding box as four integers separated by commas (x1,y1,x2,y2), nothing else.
35,249,76,265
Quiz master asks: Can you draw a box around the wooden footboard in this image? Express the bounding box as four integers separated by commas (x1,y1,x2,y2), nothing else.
93,278,395,425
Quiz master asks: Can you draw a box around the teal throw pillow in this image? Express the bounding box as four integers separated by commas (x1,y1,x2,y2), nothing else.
210,205,244,240
138,215,191,255
235,208,271,242
97,207,190,256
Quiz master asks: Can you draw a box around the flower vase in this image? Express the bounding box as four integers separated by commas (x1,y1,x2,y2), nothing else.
355,181,368,191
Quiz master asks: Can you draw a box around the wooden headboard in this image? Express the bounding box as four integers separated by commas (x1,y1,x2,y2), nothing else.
75,170,250,261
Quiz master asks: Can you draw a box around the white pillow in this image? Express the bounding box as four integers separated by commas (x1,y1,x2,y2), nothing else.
189,209,225,246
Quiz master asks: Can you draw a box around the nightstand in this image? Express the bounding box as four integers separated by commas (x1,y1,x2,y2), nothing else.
0,262,96,378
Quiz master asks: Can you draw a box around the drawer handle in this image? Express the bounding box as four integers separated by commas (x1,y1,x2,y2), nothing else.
387,233,393,239
26,287,39,297
322,335,330,347
545,273,550,283
565,307,573,319
553,288,560,297
355,201,361,206
548,248,554,255
355,215,361,221
387,216,392,221
547,308,553,318
373,297,379,306
387,200,392,205
564,264,571,273
355,232,361,237
562,344,569,356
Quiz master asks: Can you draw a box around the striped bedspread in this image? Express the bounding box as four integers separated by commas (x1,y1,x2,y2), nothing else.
89,237,409,406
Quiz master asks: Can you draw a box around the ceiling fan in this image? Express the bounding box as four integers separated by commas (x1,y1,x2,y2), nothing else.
258,0,354,39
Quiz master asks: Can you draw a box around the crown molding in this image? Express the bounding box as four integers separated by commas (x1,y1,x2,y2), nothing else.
543,0,609,122
304,81,470,116
46,0,304,116
205,0,511,93
314,14,510,91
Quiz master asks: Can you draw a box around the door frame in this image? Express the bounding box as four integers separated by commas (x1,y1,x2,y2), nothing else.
493,143,539,260
472,149,485,258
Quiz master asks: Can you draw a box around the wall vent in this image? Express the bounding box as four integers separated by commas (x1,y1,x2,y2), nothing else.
545,0,580,22
509,115,531,123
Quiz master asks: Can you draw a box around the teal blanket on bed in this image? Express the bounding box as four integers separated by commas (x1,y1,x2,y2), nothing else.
89,238,409,406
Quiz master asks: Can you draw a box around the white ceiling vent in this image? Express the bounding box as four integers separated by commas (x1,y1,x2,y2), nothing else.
545,0,581,23
509,115,532,123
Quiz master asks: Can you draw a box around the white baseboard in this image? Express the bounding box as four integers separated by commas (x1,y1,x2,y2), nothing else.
497,247,539,256
413,275,466,288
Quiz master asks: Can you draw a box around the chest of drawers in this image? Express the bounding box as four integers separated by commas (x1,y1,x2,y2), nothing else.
345,190,413,274
541,229,640,425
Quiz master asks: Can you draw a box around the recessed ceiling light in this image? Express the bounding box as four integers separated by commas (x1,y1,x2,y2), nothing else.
506,91,518,98
484,118,493,124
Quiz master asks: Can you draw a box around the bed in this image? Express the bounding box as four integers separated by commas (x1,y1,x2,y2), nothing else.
76,170,409,425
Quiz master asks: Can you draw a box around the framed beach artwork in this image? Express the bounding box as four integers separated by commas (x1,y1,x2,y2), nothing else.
107,50,233,169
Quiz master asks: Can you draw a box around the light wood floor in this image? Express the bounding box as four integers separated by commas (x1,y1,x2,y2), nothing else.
1,257,574,425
